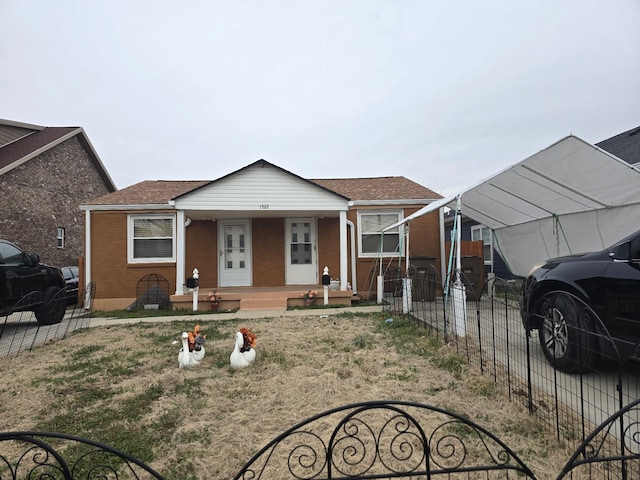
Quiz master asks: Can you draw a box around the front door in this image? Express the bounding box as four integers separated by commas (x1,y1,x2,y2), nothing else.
286,218,317,285
218,219,252,287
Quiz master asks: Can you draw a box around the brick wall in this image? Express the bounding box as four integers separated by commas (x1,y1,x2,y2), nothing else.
252,218,285,286
349,206,442,297
91,211,177,301
90,207,443,303
185,219,217,287
0,135,113,267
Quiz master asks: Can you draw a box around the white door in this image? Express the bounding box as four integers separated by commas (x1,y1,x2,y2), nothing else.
218,220,252,286
286,218,317,285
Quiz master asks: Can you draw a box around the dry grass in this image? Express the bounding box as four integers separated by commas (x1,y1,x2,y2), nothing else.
0,312,576,479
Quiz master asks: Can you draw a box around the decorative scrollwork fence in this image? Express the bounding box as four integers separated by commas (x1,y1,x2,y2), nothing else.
233,400,537,479
2,399,640,479
0,431,164,479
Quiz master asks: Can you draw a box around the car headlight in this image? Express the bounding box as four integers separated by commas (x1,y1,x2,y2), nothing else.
526,263,544,278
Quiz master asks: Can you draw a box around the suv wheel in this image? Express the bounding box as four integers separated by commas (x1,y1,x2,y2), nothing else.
35,287,66,325
537,293,596,373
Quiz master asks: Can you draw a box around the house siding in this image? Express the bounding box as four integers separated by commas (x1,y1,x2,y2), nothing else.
0,136,113,266
175,164,347,212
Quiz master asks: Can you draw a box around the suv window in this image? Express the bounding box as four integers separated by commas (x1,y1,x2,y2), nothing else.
0,242,27,265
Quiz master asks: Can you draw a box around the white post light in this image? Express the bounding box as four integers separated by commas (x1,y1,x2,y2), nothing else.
322,266,330,306
192,267,199,312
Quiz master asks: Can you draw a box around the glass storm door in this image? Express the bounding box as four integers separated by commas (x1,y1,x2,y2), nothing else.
218,220,252,286
286,219,317,285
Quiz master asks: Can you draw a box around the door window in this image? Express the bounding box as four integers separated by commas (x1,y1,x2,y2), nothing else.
290,222,312,265
224,225,246,269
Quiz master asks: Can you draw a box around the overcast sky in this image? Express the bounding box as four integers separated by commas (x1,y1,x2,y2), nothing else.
2,1,639,197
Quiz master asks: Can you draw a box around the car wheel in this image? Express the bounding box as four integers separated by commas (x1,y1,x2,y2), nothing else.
35,286,66,325
537,293,596,373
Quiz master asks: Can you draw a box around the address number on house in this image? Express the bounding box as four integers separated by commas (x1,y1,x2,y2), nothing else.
259,204,269,209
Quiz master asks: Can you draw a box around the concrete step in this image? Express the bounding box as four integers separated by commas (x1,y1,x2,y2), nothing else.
239,297,288,310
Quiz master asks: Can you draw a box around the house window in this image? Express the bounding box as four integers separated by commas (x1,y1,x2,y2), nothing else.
471,225,493,266
358,210,403,257
57,227,65,249
128,215,175,263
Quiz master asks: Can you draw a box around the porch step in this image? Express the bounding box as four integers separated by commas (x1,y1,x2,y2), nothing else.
239,297,288,311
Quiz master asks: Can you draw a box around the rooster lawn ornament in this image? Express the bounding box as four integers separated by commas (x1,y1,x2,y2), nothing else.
230,327,257,369
178,325,206,368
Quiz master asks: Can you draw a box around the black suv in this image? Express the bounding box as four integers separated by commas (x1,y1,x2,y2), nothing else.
521,228,640,372
0,239,67,325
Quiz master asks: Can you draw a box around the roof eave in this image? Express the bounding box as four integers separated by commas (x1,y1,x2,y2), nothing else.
350,198,443,206
80,204,174,211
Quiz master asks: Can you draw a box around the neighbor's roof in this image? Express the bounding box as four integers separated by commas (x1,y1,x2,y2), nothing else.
84,180,210,206
596,125,640,166
311,177,442,202
0,119,117,192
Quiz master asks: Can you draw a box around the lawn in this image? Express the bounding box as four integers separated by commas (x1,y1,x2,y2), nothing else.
0,311,570,479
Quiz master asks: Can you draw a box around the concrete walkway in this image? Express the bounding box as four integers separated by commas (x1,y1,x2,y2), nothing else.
90,305,385,327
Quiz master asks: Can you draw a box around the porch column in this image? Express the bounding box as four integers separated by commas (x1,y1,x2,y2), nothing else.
340,210,348,290
175,210,186,295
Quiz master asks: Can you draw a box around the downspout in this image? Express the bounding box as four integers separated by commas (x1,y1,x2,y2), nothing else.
346,219,357,294
340,211,348,290
439,207,446,286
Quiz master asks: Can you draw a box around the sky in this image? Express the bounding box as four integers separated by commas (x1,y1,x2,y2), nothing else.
2,1,639,197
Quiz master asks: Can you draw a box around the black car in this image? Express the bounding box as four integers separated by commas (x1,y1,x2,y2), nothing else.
521,228,640,372
0,239,67,325
61,266,79,305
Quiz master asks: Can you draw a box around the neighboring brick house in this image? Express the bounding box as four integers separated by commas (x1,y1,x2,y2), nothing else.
81,159,443,310
0,119,116,266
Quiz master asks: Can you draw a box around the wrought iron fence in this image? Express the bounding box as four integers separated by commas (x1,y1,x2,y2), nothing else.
0,431,164,480
234,400,537,479
382,265,640,455
0,282,95,359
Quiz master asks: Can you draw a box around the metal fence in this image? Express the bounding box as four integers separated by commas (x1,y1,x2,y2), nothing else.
382,265,640,453
0,282,95,358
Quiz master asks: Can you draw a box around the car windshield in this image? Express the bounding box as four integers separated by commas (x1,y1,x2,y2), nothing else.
63,267,78,280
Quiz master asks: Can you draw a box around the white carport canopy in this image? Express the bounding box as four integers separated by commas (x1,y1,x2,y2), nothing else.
386,135,640,277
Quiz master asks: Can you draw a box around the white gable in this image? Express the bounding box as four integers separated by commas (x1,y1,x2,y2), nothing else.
173,162,348,216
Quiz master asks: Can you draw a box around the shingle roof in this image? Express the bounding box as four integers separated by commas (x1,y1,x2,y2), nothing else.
84,180,210,206
0,120,117,192
0,126,78,170
596,125,640,166
311,176,442,201
86,175,442,207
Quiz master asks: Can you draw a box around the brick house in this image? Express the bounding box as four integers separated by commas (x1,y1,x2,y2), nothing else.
81,159,443,310
0,119,116,267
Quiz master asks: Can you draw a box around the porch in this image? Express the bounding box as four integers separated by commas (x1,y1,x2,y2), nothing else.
170,285,356,311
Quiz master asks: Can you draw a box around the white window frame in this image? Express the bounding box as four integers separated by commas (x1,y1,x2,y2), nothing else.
57,227,65,249
127,214,176,264
357,209,404,258
471,224,493,266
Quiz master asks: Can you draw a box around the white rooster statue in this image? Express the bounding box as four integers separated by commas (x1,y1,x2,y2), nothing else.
230,327,257,369
178,325,206,369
